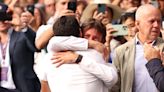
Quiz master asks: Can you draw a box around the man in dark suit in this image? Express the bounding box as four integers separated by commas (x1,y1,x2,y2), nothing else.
0,3,40,92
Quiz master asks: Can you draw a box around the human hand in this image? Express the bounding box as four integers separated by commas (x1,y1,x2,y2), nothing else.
54,10,75,18
51,51,79,67
143,43,161,61
105,23,117,43
88,40,105,53
20,12,34,29
93,10,104,21
8,0,18,10
88,40,108,61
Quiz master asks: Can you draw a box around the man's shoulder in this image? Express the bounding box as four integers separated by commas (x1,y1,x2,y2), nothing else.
76,49,105,63
76,49,101,55
115,40,134,53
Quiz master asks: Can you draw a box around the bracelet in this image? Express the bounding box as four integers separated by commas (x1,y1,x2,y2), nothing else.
75,55,83,64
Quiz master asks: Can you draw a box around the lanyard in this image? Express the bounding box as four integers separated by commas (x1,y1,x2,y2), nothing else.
0,42,8,65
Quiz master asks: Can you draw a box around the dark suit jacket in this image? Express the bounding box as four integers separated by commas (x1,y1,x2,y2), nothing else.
146,58,164,92
5,27,40,92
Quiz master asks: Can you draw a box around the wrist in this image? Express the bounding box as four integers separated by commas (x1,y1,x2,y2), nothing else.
104,42,110,47
75,54,83,64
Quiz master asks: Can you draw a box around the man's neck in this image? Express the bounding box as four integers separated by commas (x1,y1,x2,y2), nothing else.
137,34,155,44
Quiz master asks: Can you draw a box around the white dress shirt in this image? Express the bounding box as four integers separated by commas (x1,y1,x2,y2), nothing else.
133,37,158,92
0,29,16,89
38,36,118,92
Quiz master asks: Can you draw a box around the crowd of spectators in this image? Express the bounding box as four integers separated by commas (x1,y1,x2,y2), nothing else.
0,0,164,92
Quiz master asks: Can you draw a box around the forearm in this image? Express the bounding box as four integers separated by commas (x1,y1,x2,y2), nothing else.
88,40,105,54
41,80,51,92
146,58,164,91
35,27,54,50
104,42,111,54
47,36,88,52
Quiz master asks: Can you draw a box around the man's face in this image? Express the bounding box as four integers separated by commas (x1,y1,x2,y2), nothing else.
55,0,70,12
83,28,103,43
101,8,113,25
123,17,138,40
44,0,55,16
137,9,161,43
0,21,10,32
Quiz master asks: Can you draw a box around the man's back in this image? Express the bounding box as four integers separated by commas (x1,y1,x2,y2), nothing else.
42,49,108,92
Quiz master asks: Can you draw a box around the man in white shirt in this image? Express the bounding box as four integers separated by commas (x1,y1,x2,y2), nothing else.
38,16,118,92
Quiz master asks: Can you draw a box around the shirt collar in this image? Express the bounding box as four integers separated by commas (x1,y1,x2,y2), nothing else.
135,34,156,46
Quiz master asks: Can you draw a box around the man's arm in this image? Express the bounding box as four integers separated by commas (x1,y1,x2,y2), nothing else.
41,80,51,92
144,43,164,91
48,36,108,61
22,27,40,52
79,55,118,88
146,58,164,92
47,36,88,53
35,27,54,50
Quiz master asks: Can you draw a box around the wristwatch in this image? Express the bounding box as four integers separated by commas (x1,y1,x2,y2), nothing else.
75,54,83,64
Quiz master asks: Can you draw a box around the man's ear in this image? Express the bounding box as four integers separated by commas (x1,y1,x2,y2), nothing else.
135,20,139,28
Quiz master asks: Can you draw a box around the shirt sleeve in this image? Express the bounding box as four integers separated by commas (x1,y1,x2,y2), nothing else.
36,54,51,81
146,58,164,92
35,25,52,40
47,36,88,53
79,54,118,89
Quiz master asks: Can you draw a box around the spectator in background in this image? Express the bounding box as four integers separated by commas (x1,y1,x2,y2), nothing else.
143,43,164,92
81,18,106,43
157,0,164,20
44,0,55,22
120,0,141,11
25,4,46,32
35,0,78,50
80,3,123,25
34,4,47,30
80,18,109,60
141,0,151,4
0,3,40,92
80,2,123,59
76,0,87,20
119,11,138,41
106,11,138,63
11,5,24,31
112,4,164,92
13,5,24,16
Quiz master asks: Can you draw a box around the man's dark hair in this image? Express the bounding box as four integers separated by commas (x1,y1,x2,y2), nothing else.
53,16,80,37
119,11,136,24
